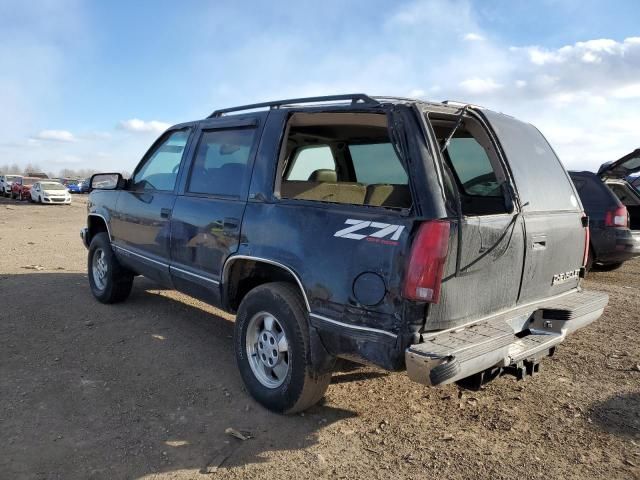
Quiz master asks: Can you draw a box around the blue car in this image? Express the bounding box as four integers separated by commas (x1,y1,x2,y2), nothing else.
78,179,91,193
66,182,82,193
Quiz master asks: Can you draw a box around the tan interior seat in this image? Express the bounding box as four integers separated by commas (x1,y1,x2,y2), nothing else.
281,181,366,204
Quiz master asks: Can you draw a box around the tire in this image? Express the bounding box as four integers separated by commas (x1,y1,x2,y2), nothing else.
87,232,134,304
234,282,332,414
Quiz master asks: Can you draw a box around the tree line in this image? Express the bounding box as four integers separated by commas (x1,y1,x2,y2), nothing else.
0,164,130,179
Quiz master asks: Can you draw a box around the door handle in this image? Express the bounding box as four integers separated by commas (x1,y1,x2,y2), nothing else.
223,217,240,235
160,208,171,219
532,235,547,250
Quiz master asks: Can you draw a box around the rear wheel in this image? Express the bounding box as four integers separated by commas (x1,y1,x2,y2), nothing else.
234,282,332,414
88,232,134,303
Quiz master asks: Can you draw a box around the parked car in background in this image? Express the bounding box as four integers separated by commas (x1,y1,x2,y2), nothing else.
26,172,49,179
629,175,640,191
30,181,72,204
11,177,38,201
78,179,90,193
569,171,640,270
82,93,607,413
0,174,21,197
64,180,82,193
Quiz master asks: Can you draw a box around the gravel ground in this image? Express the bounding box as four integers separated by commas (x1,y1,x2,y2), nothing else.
1,194,639,480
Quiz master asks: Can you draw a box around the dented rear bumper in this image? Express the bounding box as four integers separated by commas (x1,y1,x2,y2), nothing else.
405,289,608,386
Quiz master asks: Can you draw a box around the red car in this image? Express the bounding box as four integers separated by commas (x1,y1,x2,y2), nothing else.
11,177,38,201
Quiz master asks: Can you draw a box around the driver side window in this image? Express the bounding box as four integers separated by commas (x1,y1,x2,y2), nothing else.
132,129,190,191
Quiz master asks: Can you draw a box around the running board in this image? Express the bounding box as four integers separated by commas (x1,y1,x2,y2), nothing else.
406,289,608,386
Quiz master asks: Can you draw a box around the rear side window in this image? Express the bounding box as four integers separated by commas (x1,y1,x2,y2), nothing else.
278,112,412,209
569,173,616,208
187,128,255,197
482,111,579,212
350,143,408,184
446,137,500,197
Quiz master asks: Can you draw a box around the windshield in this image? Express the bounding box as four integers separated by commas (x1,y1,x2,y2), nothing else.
42,183,66,190
6,175,19,181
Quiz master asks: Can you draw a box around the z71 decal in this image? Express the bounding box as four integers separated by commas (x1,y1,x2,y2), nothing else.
334,219,405,245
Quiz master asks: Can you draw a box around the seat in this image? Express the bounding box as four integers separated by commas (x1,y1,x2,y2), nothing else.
308,169,337,182
281,181,366,204
365,184,411,208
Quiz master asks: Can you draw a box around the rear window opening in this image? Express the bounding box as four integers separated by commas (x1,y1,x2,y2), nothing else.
606,180,640,230
276,112,412,210
429,114,512,216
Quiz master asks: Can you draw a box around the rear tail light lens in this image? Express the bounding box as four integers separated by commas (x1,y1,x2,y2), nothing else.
604,206,629,228
403,220,450,303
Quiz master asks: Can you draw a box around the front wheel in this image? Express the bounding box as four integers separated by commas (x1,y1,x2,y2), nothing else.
88,232,134,303
234,282,332,414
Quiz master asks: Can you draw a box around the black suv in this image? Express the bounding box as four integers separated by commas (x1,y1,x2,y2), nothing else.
81,94,608,413
569,169,640,270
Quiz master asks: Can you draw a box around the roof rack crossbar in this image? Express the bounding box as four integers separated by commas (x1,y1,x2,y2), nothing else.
208,93,380,118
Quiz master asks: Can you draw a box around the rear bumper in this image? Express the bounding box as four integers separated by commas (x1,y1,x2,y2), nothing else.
594,228,640,264
405,289,608,386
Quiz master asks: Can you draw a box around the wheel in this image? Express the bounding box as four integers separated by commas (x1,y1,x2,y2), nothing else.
234,282,332,414
87,232,134,303
38,195,43,204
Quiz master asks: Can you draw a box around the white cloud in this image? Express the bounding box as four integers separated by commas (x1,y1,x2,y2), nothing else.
118,119,170,133
459,77,502,94
463,33,484,42
34,129,76,142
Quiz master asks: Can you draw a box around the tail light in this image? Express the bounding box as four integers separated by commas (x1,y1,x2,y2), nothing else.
604,206,629,228
403,220,450,303
582,214,590,268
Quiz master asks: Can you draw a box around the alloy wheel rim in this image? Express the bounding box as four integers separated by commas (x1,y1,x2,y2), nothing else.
245,311,290,388
92,248,108,291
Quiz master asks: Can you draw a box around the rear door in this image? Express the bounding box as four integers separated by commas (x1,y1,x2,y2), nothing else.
480,111,585,303
169,114,265,306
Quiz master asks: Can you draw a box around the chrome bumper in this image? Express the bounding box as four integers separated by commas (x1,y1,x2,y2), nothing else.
406,289,609,386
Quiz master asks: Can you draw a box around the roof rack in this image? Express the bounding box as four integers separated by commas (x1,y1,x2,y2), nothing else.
208,93,380,118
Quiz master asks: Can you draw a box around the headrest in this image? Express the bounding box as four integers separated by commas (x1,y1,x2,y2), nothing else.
308,169,337,182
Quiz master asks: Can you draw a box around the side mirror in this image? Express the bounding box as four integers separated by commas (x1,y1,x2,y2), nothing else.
90,173,124,191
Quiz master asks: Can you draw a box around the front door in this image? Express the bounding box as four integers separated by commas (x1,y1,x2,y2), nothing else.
110,128,192,286
169,115,264,306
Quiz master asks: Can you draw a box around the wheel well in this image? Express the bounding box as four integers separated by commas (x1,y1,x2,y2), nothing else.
225,259,307,313
87,215,109,245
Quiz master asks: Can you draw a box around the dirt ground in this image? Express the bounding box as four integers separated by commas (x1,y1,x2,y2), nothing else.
1,194,638,480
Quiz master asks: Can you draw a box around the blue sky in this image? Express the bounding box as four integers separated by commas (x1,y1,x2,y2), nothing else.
1,0,639,174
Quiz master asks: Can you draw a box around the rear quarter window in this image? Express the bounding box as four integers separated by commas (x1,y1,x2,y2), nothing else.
482,111,579,212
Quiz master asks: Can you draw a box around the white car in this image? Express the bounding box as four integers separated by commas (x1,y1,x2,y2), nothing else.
30,181,72,204
0,174,22,197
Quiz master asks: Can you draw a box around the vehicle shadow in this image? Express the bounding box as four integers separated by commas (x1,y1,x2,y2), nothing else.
589,392,640,440
0,273,357,480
